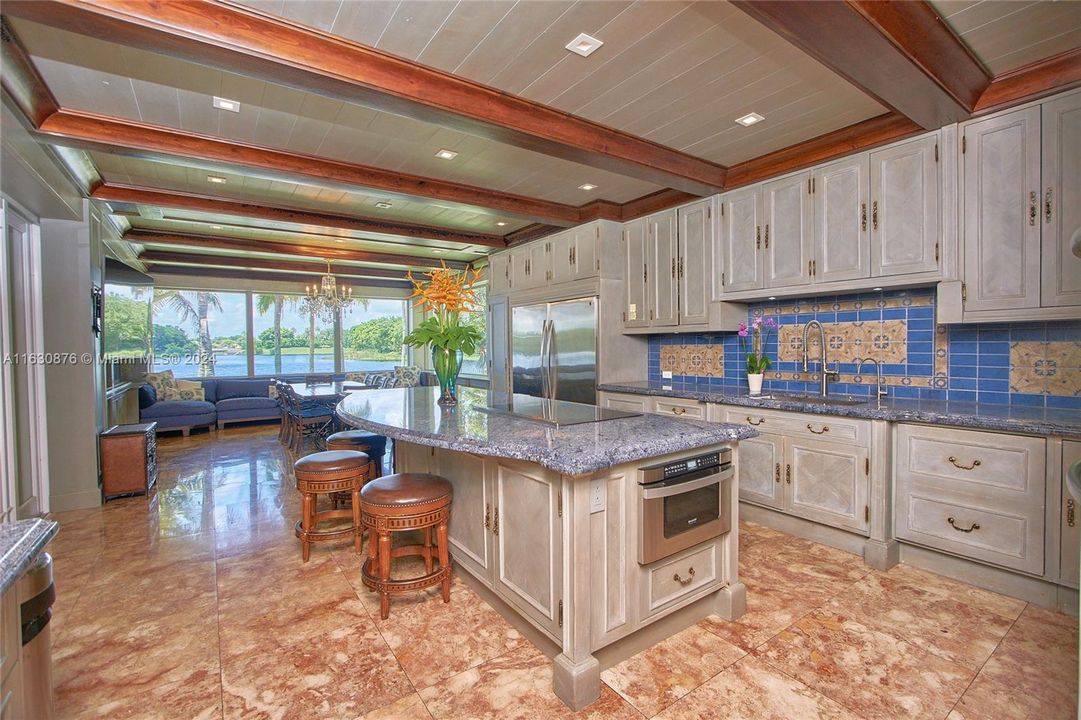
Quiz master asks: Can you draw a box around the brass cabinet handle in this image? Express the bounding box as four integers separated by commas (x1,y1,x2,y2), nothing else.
673,566,696,586
947,516,980,533
1029,191,1038,226
1068,498,1075,528
746,416,765,426
756,226,761,249
492,507,499,536
678,257,684,278
785,464,791,484
671,407,686,416
948,456,981,471
484,502,491,530
872,200,879,231
861,202,867,232
764,224,769,249
1046,188,1053,223
569,247,574,264
806,423,829,434
775,462,781,483
671,257,676,278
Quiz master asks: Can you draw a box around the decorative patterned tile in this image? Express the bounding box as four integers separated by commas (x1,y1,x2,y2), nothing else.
1010,341,1081,396
659,344,724,377
778,320,908,364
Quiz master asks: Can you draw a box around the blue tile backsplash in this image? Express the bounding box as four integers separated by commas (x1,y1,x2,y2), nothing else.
647,288,1081,409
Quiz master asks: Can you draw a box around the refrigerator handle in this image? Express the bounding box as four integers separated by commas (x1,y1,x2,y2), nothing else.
539,319,552,400
547,318,558,401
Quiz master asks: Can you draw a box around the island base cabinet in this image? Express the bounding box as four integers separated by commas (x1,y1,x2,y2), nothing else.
737,432,785,510
432,450,492,579
788,438,870,533
1061,441,1081,587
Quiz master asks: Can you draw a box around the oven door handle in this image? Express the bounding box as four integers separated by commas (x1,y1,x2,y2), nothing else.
640,470,729,500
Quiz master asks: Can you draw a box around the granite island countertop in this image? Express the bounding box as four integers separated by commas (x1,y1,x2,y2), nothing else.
599,380,1081,440
336,386,757,476
1,518,59,595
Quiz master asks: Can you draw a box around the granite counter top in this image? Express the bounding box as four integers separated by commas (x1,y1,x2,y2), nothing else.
1,518,58,595
336,386,757,476
599,381,1081,440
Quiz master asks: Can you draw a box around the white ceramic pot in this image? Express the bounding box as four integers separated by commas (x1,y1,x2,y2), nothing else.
747,373,764,396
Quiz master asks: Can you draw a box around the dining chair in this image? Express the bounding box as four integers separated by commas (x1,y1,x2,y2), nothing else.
282,385,334,454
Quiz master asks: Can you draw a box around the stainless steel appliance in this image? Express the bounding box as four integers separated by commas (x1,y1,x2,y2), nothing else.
511,297,597,404
638,449,733,565
480,393,640,427
17,552,54,720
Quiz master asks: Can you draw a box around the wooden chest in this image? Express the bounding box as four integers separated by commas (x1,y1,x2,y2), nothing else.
100,422,158,500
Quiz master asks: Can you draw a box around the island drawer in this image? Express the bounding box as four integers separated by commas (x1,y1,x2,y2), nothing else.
719,407,869,446
894,424,1045,575
653,397,705,420
641,539,719,617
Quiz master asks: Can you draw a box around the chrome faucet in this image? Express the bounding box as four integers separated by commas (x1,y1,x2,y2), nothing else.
856,357,888,404
802,320,839,398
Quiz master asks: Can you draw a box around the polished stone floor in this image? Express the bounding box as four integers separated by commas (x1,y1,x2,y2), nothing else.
47,425,1077,719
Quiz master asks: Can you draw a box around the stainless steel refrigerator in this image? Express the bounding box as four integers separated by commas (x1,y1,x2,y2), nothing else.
511,297,597,404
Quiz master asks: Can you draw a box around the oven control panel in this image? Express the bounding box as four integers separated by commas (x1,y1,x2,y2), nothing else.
640,448,732,485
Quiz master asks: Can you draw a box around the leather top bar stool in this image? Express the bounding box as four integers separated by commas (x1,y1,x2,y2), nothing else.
293,450,369,562
360,473,452,619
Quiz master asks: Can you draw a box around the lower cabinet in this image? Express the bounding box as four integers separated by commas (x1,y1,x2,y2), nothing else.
599,391,653,413
1060,440,1081,587
723,407,871,534
1,587,22,720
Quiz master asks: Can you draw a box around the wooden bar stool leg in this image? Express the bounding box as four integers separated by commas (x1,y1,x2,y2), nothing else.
423,526,434,574
301,492,314,562
437,519,450,603
378,530,392,619
352,488,362,554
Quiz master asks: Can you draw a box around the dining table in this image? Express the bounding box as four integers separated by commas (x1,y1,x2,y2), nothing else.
286,381,372,402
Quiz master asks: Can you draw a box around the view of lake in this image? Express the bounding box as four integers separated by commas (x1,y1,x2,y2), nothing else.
153,353,396,379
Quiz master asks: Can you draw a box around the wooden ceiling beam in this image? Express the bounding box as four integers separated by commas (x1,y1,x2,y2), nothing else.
92,184,504,248
35,110,576,227
125,230,466,270
6,0,726,194
138,250,411,280
148,264,413,290
976,48,1081,115
732,1,990,129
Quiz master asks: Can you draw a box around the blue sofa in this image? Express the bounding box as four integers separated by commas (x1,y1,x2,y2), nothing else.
139,377,282,435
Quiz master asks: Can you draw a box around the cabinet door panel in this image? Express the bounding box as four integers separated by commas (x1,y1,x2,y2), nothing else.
1061,441,1081,587
549,230,576,285
719,188,762,293
434,451,492,580
574,225,599,282
764,172,813,288
738,432,785,510
962,107,1042,312
509,246,531,290
488,253,510,294
487,297,509,395
649,210,679,327
787,438,869,534
494,462,563,636
815,156,870,283
623,219,649,328
1041,91,1081,307
678,200,713,325
871,136,940,276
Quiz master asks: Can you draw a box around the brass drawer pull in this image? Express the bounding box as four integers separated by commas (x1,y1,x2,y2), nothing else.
492,507,499,536
484,502,491,530
670,407,686,416
1029,191,1037,226
775,462,781,484
947,516,980,533
948,456,981,471
806,423,829,434
1068,498,1075,528
746,416,765,426
785,464,791,484
673,567,696,585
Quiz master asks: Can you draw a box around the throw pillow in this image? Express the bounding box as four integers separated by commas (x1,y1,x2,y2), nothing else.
394,365,421,387
173,379,205,401
344,372,368,383
145,370,179,400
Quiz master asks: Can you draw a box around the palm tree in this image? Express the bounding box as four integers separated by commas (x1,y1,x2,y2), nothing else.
255,294,285,373
153,289,222,376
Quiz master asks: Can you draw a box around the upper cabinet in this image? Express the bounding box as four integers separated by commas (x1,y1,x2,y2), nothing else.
550,225,600,285
718,187,762,293
488,252,510,295
814,155,870,283
960,89,1081,321
677,199,713,326
488,220,618,297
647,209,679,327
763,172,814,288
870,136,940,277
623,217,649,328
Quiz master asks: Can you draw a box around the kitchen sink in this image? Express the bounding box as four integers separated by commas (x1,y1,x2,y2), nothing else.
761,392,870,406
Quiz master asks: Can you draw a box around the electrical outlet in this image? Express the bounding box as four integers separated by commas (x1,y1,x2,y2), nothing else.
589,478,605,513
662,370,673,379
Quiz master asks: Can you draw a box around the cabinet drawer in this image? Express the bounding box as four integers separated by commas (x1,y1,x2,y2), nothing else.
1,589,17,683
897,492,1044,575
642,540,719,616
654,398,705,420
722,407,869,445
599,392,652,413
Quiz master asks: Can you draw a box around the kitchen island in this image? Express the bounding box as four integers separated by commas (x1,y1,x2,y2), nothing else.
337,386,756,710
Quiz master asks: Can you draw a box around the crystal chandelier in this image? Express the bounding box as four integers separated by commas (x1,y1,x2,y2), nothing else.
304,259,353,321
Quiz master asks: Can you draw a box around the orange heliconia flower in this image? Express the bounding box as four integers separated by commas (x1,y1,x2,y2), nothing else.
406,263,480,317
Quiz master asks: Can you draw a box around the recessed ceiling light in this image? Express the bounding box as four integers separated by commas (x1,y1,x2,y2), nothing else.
578,183,597,191
207,175,227,184
211,225,222,229
432,249,445,254
375,201,393,209
496,222,507,227
873,287,883,291
735,112,765,127
335,239,345,244
566,32,603,57
101,80,110,86
434,148,458,160
212,96,240,112
768,296,777,300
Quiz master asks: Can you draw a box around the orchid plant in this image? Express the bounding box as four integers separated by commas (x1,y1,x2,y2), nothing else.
738,316,777,375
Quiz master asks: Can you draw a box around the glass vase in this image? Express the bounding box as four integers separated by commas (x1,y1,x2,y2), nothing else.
431,346,464,405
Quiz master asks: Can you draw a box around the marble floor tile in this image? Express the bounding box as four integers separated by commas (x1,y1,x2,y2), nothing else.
949,605,1078,720
361,693,434,720
55,669,223,720
418,645,643,720
698,574,834,651
601,621,746,717
756,609,975,719
826,571,1016,670
653,655,863,720
880,563,1027,620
